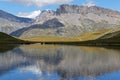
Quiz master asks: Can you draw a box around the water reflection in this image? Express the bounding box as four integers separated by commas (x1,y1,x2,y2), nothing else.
0,45,29,75
0,44,17,53
0,44,120,80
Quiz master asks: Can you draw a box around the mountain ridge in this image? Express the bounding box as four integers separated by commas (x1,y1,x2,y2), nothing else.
0,10,34,34
56,4,120,15
0,10,33,23
11,5,120,38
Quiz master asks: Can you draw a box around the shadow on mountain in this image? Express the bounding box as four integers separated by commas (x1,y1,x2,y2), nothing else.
10,18,64,37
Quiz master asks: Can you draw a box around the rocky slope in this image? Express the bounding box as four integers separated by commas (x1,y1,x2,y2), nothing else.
0,10,33,34
11,4,120,38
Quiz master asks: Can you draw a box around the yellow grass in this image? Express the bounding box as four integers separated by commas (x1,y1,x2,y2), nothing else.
76,28,112,41
76,25,120,41
21,36,79,42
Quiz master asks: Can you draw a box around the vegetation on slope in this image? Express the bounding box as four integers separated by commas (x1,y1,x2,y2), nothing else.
0,32,27,44
77,31,120,45
77,25,120,41
21,36,79,42
76,28,112,41
97,31,120,43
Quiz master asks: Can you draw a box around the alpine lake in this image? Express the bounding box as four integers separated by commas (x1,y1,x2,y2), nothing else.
0,43,120,80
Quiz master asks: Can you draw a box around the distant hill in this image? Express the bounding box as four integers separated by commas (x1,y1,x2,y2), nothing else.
0,10,34,34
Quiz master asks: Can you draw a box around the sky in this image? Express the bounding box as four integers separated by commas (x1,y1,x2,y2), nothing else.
0,0,120,18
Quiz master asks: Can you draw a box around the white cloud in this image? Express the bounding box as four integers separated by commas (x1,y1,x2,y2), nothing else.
84,0,96,7
17,10,41,18
20,65,42,75
6,0,73,7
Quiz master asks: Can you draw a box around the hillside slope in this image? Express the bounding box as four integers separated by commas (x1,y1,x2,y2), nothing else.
98,31,120,43
0,10,33,34
77,26,120,45
0,32,26,44
77,25,120,41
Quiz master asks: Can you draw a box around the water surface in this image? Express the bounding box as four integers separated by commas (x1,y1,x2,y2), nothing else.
0,44,120,80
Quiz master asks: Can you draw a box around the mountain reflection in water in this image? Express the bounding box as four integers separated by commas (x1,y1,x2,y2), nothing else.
0,44,120,80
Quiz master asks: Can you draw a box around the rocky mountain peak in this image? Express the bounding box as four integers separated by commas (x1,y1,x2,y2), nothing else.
56,4,120,15
36,10,55,17
35,10,56,24
42,10,55,14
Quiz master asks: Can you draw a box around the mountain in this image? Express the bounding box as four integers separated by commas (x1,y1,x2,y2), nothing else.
0,10,34,34
10,4,120,38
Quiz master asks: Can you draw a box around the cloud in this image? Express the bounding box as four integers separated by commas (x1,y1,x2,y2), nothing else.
17,10,41,18
5,0,73,7
20,65,42,75
84,0,96,7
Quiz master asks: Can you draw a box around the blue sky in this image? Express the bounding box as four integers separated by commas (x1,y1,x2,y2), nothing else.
0,0,120,18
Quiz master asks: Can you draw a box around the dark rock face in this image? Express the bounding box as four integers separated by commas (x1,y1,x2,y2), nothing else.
56,4,83,14
42,18,64,28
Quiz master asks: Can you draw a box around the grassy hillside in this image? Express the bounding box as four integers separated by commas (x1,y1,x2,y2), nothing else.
77,25,120,41
76,28,112,41
0,32,27,44
77,31,120,45
97,31,120,43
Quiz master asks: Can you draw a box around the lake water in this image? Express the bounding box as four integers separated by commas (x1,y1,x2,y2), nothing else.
0,44,120,80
